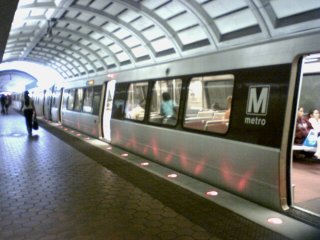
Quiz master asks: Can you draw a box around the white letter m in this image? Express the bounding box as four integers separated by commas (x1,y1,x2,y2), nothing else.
246,86,270,115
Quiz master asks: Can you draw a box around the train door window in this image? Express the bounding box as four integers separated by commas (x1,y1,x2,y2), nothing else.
74,88,84,112
53,90,59,108
148,79,182,126
92,86,102,115
83,87,93,113
67,89,75,110
291,53,320,216
125,82,148,121
112,83,128,119
184,74,234,134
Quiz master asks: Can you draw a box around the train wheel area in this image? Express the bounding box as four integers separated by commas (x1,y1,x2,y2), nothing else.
33,116,320,239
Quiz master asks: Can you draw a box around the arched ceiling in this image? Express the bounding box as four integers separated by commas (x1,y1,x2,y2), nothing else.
2,0,320,80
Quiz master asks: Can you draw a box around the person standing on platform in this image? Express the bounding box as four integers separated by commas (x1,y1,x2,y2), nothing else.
20,91,36,136
0,94,5,115
4,95,10,114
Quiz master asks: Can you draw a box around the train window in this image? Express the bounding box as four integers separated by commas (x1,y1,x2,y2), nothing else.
184,74,234,134
67,89,75,110
125,82,148,121
83,87,93,113
148,79,182,126
92,86,102,115
74,88,84,111
52,94,56,108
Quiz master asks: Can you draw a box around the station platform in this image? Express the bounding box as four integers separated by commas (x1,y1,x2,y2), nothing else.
0,110,318,240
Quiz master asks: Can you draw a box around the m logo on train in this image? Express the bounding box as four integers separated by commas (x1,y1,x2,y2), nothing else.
245,85,270,126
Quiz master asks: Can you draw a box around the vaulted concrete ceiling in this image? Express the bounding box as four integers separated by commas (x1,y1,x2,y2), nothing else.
2,0,320,80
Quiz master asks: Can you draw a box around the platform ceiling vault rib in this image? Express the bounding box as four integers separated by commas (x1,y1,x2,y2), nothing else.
2,0,320,80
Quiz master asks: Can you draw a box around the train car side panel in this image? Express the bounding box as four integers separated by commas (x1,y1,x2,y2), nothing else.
110,119,281,209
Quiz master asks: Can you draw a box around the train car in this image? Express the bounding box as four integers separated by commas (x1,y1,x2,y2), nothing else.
104,32,320,227
59,77,107,138
29,88,44,117
28,31,320,228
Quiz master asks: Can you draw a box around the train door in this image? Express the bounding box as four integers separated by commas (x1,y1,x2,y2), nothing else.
102,80,116,142
291,53,320,216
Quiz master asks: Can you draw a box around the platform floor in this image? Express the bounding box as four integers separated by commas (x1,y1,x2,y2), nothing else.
0,110,292,240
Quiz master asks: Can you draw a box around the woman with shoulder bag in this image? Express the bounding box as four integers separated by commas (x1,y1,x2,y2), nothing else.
21,91,37,136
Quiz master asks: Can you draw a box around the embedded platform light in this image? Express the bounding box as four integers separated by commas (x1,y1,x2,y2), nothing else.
167,173,178,178
76,133,81,136
267,217,283,225
85,137,90,140
140,162,149,166
121,153,128,157
106,147,112,150
86,80,95,86
206,191,218,196
12,133,22,137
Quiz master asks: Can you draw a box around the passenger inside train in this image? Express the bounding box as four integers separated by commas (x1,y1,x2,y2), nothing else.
294,107,320,160
149,79,181,126
184,75,233,134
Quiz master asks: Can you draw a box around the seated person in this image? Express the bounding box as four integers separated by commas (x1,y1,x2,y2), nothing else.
224,96,232,120
308,109,320,159
126,99,145,120
294,107,311,145
161,92,174,118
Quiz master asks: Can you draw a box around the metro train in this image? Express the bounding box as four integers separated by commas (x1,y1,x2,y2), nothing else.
12,32,320,228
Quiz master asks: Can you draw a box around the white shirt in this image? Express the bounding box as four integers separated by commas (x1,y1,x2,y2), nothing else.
21,98,34,111
309,117,320,133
